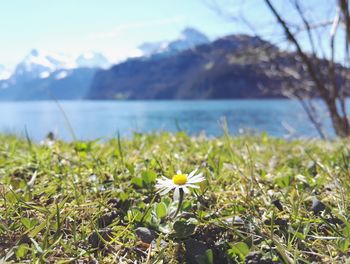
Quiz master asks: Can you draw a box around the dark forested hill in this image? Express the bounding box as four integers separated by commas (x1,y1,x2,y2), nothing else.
87,34,334,100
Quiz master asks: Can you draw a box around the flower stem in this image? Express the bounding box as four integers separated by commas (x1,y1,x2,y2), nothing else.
173,188,184,218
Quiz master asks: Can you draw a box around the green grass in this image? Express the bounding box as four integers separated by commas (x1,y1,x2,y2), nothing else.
1,132,350,263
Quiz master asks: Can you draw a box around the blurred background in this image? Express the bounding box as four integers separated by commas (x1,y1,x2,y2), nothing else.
0,0,349,140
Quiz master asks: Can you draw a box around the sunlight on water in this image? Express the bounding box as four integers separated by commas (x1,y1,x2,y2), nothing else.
0,100,335,141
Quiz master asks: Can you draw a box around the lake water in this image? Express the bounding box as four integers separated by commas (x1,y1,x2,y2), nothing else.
0,100,334,141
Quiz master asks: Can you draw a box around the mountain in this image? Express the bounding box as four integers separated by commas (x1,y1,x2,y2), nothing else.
0,65,11,81
0,67,96,100
10,49,75,83
138,41,167,57
2,28,347,101
168,27,210,52
3,49,109,85
138,27,210,57
75,52,110,69
87,34,279,99
87,34,349,100
0,28,209,101
0,49,109,100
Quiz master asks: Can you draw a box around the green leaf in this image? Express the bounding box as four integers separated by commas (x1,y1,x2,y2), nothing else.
162,197,172,206
131,177,143,188
21,218,38,230
141,170,157,185
0,222,6,232
293,231,305,240
343,225,350,238
125,163,135,174
182,200,192,211
149,158,157,168
16,243,29,259
337,238,349,253
274,174,292,188
127,208,143,222
228,242,250,260
119,192,129,201
195,249,214,264
113,149,121,158
5,191,17,204
74,141,92,152
173,219,196,238
156,202,167,219
29,220,47,238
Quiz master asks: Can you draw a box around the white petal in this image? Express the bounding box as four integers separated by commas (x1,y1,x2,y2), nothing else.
160,187,173,195
187,168,198,179
156,182,170,188
182,186,190,194
156,177,173,187
195,172,203,178
173,187,180,200
155,181,165,187
188,172,203,180
158,176,172,183
188,177,205,184
176,170,182,175
156,179,167,185
155,181,171,188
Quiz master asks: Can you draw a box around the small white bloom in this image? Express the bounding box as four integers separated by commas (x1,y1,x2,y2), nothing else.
89,174,97,182
40,139,55,148
155,169,205,200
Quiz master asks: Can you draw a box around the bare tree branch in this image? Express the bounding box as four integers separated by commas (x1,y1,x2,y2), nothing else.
265,0,350,137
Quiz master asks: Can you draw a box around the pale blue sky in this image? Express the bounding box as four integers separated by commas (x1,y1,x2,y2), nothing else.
0,0,339,67
0,0,239,66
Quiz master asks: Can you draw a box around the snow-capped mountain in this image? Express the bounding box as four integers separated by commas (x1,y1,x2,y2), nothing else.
1,27,204,85
0,49,109,100
138,41,168,57
10,49,75,83
0,65,11,81
0,27,210,100
3,49,110,85
168,27,210,52
76,52,110,69
138,27,210,57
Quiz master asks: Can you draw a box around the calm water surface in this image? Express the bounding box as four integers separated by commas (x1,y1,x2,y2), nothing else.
0,100,334,141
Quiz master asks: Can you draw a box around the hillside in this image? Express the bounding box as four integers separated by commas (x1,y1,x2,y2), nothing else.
87,35,276,99
87,34,346,100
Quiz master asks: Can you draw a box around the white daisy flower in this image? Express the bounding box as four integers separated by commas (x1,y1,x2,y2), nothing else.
155,168,205,200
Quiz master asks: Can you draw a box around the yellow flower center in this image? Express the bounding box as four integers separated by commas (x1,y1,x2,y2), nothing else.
172,174,188,185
